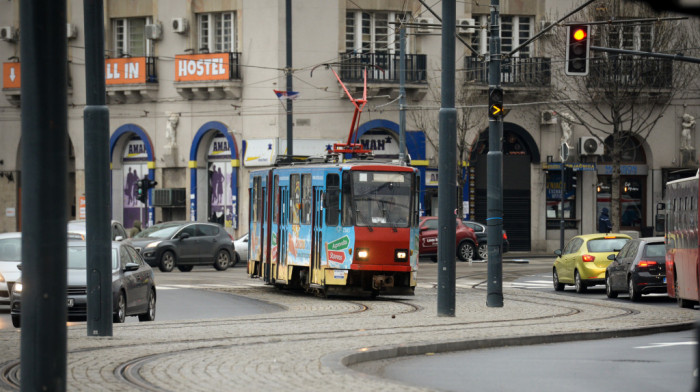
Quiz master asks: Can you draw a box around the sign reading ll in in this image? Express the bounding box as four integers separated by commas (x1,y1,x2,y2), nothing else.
105,57,147,85
175,53,230,82
2,62,21,89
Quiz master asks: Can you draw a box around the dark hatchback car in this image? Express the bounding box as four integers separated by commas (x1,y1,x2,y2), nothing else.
605,236,667,301
11,241,156,327
419,217,478,262
127,221,236,272
462,220,510,260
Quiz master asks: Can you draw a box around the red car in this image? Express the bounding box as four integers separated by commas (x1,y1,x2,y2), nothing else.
419,216,479,262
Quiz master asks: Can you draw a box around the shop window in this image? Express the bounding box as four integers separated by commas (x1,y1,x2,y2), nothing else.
546,167,577,229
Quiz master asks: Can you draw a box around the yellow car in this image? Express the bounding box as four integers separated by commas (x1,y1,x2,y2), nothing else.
553,233,632,293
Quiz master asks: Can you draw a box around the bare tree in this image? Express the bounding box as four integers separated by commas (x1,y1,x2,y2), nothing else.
408,83,486,216
550,0,697,231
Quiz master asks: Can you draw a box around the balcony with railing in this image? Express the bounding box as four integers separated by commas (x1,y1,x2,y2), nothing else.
586,56,672,90
464,56,552,88
105,56,159,104
174,52,242,100
338,51,428,100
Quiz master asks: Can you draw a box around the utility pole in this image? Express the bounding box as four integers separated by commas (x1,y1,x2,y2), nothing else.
399,25,407,163
20,0,68,390
84,0,113,337
437,0,457,317
486,0,504,308
285,0,293,159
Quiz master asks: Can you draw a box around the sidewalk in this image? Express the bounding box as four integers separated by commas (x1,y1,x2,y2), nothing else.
0,278,696,391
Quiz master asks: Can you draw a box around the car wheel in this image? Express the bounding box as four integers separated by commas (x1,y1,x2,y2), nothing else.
138,288,156,322
574,270,587,293
606,274,618,298
675,277,694,309
457,242,474,261
553,268,565,291
177,265,193,272
214,249,231,271
628,277,641,302
11,314,20,328
477,243,488,260
159,250,175,272
113,291,126,323
231,251,240,268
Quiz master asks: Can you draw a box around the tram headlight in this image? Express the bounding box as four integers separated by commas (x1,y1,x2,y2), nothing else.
395,249,408,262
357,248,369,260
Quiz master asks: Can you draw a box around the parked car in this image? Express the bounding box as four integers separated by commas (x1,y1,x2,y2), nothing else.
11,241,156,327
0,232,22,306
419,217,479,262
67,219,128,241
233,233,249,263
126,221,236,272
553,233,632,293
605,237,667,301
462,220,509,260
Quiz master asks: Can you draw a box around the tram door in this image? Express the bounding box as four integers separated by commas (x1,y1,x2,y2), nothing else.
311,187,324,285
262,173,270,283
278,185,289,282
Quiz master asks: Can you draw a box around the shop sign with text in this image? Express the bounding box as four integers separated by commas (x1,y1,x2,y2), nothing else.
175,53,230,82
105,58,147,85
2,63,21,89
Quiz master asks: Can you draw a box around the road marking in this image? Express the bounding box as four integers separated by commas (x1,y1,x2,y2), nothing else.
635,341,697,349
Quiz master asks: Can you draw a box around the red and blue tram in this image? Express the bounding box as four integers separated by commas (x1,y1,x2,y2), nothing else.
247,160,420,297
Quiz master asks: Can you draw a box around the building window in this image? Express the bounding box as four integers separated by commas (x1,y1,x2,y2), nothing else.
113,17,150,57
198,12,236,53
345,11,410,53
470,15,534,57
546,167,577,226
599,23,654,53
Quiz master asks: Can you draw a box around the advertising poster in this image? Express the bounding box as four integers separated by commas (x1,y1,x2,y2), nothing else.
208,135,233,228
123,163,146,229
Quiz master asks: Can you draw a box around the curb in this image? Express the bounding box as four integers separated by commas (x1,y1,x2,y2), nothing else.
322,322,696,379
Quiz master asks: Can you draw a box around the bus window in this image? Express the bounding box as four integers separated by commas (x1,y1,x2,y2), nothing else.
326,174,340,226
290,174,300,225
342,171,353,226
302,174,312,224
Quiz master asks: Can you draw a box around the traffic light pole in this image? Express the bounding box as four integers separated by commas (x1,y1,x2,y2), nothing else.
84,0,113,337
486,0,504,308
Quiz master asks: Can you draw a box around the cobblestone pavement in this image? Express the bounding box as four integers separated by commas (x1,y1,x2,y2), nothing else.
0,277,696,391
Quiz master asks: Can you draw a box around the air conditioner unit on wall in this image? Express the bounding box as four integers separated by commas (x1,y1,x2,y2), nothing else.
144,22,162,40
539,20,554,36
67,23,78,39
457,18,476,35
579,136,604,156
172,18,188,34
0,26,17,42
415,17,433,34
153,188,186,207
541,110,557,125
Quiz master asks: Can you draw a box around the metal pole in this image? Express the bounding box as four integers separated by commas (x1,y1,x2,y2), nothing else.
560,164,565,251
399,26,407,163
20,1,68,390
84,0,113,337
437,0,457,317
486,0,504,308
286,0,293,159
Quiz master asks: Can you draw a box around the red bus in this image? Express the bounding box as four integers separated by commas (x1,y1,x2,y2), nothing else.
662,171,699,308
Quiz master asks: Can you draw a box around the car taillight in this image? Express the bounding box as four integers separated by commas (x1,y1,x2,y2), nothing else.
502,232,508,240
581,254,595,262
638,260,657,269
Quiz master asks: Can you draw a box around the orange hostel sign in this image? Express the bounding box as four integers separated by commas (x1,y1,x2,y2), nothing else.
105,57,147,85
175,53,230,82
2,63,21,89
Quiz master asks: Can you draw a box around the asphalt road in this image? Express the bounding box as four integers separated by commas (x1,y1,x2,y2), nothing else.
374,330,697,392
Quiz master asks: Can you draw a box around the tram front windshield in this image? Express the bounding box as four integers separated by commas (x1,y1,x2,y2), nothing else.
350,171,412,228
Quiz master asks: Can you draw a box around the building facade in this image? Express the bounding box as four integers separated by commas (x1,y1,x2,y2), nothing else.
0,0,697,252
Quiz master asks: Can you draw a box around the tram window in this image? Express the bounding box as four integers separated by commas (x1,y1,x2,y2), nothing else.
252,177,261,223
342,171,353,226
326,174,340,226
290,174,300,225
301,174,312,224
273,175,279,224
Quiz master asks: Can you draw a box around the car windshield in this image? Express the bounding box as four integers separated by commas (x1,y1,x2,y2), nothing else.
67,246,118,270
0,237,21,261
645,243,666,257
135,222,182,239
350,171,412,228
586,238,630,253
